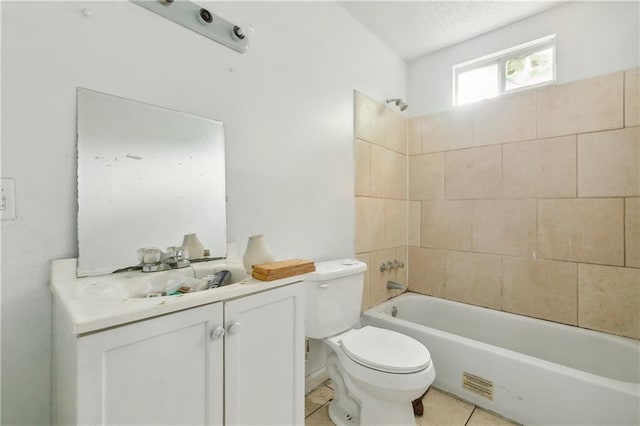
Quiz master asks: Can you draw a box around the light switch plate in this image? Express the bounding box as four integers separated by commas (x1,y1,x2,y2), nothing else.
1,178,16,220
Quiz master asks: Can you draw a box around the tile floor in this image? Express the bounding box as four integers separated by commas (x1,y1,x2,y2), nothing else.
305,382,520,426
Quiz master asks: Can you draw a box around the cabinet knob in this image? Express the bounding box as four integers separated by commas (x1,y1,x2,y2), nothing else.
210,326,225,340
228,322,242,335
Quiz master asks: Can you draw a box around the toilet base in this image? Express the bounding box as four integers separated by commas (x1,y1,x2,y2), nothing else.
329,387,420,426
324,350,434,426
357,397,418,426
328,400,359,426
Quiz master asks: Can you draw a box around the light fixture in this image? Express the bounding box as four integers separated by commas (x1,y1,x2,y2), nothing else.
385,98,408,112
133,0,252,54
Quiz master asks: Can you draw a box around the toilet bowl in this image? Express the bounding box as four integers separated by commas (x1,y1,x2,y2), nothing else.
323,327,435,426
305,260,435,426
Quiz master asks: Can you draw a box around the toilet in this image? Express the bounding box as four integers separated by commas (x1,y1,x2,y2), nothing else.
305,259,435,426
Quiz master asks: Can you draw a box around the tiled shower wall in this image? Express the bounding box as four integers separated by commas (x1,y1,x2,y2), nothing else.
408,68,640,339
354,91,409,310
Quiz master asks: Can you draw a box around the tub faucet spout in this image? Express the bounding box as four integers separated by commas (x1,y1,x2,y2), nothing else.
386,280,405,291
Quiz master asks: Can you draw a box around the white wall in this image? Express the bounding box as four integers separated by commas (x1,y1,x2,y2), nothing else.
408,1,640,116
0,2,405,424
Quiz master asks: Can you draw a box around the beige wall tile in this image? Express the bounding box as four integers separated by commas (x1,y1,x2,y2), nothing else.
537,72,624,138
473,90,537,146
409,201,421,246
371,144,394,198
503,136,577,198
578,127,639,197
421,109,473,153
371,145,406,199
625,67,639,127
370,248,398,306
408,247,446,297
384,199,408,248
354,91,384,145
422,200,473,251
578,199,624,265
385,108,407,154
395,246,408,294
418,388,474,426
538,199,577,263
445,251,502,309
355,252,371,310
503,257,577,325
355,197,384,253
578,264,640,338
394,151,408,200
408,117,422,155
626,198,640,268
473,199,536,257
446,145,502,199
409,153,445,200
538,198,624,265
355,139,370,196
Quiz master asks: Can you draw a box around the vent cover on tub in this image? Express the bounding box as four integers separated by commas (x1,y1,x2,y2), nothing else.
463,371,494,400
341,326,431,373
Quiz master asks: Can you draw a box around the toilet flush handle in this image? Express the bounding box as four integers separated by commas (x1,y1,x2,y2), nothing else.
318,282,329,289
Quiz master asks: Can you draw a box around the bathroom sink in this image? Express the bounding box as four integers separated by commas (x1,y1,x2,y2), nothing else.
78,263,249,300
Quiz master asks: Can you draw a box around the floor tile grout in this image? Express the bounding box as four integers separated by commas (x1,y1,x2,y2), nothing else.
305,381,519,425
464,406,477,426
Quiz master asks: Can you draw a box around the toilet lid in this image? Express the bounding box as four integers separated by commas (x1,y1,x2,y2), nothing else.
340,326,431,374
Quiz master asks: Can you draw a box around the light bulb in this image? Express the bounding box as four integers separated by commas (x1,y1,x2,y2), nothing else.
231,21,254,51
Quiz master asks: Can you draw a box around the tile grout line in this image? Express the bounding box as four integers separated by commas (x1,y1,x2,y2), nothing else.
622,70,626,128
575,133,579,198
464,406,477,426
500,142,505,308
304,384,334,420
623,197,626,267
535,198,539,264
576,262,580,327
367,140,372,200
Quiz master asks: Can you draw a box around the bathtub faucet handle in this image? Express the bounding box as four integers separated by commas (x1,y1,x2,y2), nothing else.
392,259,404,269
380,261,394,272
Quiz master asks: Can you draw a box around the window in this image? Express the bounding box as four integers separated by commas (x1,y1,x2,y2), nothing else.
453,35,556,106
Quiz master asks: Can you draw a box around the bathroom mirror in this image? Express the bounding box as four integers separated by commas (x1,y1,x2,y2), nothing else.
77,88,227,277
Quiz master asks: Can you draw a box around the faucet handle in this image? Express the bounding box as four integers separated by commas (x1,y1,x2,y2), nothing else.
380,261,394,272
392,259,405,269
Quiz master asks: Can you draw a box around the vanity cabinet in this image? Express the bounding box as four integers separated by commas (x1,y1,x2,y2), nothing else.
53,283,305,425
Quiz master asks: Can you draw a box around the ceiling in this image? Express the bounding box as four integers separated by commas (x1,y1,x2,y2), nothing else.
340,1,565,61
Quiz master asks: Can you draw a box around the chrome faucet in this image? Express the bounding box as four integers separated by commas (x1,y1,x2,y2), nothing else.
165,246,190,269
386,280,405,291
380,259,405,272
139,246,190,272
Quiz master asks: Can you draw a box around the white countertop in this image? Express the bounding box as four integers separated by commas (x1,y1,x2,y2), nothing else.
51,258,305,335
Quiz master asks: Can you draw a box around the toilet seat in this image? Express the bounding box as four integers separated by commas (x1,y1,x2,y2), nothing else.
340,326,431,373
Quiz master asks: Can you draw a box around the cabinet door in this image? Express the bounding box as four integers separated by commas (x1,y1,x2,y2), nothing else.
77,303,224,425
224,283,305,425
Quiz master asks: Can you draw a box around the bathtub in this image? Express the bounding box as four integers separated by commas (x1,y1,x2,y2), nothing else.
361,293,640,426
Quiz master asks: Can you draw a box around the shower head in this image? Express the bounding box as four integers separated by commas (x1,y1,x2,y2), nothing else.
386,98,408,112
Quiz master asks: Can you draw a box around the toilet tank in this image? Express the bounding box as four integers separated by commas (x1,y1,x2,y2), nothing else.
304,259,367,339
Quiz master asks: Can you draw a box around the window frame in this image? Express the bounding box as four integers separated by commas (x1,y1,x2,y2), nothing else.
452,35,556,106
